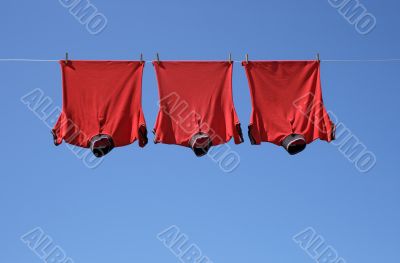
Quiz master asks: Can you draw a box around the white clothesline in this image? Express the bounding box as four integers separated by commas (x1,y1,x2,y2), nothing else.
1,58,400,63
0,59,59,62
321,59,400,62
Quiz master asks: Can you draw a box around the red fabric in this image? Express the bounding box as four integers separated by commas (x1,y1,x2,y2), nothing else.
52,61,147,148
243,61,334,146
153,61,243,147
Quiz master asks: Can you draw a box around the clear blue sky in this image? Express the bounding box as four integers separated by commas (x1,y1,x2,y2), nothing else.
1,0,399,262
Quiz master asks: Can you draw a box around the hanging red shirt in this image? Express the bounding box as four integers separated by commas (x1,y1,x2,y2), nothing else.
52,61,148,156
153,61,243,156
243,61,334,153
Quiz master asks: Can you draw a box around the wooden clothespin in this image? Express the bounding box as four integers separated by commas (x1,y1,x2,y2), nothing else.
245,53,249,64
65,52,69,65
317,53,320,62
156,53,160,64
140,53,144,64
228,53,232,64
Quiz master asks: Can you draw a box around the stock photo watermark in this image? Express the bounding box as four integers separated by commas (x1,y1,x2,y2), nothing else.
21,88,104,169
21,227,74,263
158,92,241,173
293,227,346,263
329,112,376,173
293,92,376,173
328,0,377,35
158,225,213,263
59,0,108,35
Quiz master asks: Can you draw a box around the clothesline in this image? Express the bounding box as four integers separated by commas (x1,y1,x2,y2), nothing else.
321,59,400,62
1,58,400,63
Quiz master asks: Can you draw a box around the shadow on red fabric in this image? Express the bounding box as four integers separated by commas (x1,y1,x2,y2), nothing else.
153,61,244,157
52,61,148,157
243,61,335,155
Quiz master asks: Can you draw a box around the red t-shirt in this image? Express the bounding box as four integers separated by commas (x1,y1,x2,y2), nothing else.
52,61,148,148
153,61,243,147
243,61,334,146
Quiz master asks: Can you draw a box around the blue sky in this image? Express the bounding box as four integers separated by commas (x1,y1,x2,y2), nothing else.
1,0,399,262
